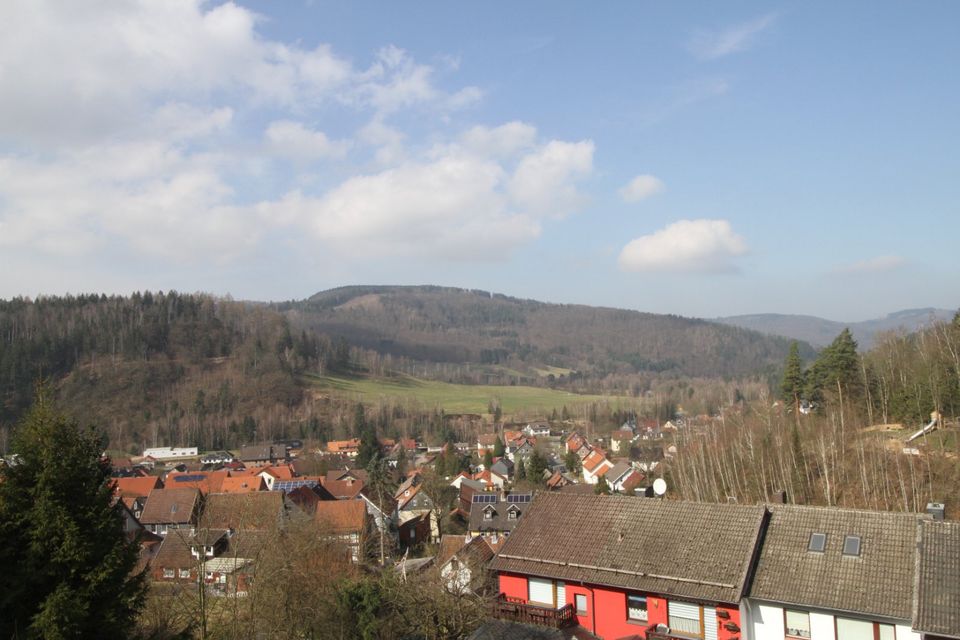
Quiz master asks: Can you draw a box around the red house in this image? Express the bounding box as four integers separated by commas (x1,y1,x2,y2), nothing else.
488,493,768,640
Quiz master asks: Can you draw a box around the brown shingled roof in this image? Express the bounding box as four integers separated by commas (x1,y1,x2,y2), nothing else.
913,519,960,638
140,488,201,525
489,493,766,604
200,492,285,531
749,504,918,621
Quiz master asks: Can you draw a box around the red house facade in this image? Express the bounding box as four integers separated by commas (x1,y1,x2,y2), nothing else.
489,493,767,640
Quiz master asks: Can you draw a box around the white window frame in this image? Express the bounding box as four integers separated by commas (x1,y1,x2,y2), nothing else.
162,568,175,579
575,593,588,615
668,601,704,639
178,568,191,579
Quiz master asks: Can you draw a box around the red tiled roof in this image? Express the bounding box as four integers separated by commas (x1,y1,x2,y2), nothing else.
315,499,367,534
165,470,228,494
112,475,163,499
326,439,360,453
582,450,610,473
220,476,266,493
260,465,295,480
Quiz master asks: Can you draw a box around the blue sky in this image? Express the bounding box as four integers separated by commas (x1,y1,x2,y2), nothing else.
1,1,957,321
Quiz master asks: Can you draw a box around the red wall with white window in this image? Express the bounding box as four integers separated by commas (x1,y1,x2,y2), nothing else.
497,572,741,640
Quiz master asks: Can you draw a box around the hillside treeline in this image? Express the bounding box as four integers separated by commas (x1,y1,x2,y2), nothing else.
668,314,960,515
286,285,813,382
0,293,348,453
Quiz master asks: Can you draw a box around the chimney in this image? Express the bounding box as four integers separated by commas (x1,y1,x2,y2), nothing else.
926,502,946,521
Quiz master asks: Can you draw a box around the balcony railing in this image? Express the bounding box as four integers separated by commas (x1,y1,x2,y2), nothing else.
490,594,577,629
646,623,702,640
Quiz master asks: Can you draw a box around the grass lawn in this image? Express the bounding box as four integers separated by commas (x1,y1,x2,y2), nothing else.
303,372,633,414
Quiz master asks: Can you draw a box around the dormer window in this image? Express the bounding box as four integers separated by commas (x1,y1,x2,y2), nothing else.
842,535,861,557
483,505,496,520
508,510,517,520
808,532,827,553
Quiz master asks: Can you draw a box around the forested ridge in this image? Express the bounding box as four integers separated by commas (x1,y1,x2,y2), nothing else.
286,285,814,380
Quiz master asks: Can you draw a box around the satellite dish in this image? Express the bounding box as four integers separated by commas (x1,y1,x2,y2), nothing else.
653,478,667,496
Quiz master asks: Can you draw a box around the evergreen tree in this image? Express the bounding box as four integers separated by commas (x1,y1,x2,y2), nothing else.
781,341,806,416
805,328,860,402
563,451,581,474
0,391,147,638
527,450,548,485
355,404,380,468
594,475,611,495
493,436,505,458
515,458,526,481
482,448,493,469
395,445,408,477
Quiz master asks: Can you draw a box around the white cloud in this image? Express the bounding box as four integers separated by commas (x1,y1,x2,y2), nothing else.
460,122,538,158
254,134,593,258
619,174,665,203
264,120,350,160
834,255,906,275
618,219,748,273
688,13,777,60
509,140,595,217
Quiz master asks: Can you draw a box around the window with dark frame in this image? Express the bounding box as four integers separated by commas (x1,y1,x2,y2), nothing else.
627,594,648,622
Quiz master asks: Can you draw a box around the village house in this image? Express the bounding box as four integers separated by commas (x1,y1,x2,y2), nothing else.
523,422,551,437
436,534,502,595
603,461,644,493
142,447,198,461
489,493,766,640
609,429,636,454
745,505,923,640
315,499,370,563
468,492,532,540
112,475,163,519
238,444,288,467
913,519,960,640
199,451,235,466
139,487,202,536
325,438,361,457
581,450,614,485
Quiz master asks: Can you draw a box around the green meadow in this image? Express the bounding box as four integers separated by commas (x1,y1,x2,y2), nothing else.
304,372,633,414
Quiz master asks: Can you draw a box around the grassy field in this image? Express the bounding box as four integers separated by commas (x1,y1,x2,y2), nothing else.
303,372,634,414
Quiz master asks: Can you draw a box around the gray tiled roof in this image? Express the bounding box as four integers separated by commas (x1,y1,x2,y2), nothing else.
489,493,766,603
914,520,960,638
469,496,528,535
140,487,201,525
749,504,918,621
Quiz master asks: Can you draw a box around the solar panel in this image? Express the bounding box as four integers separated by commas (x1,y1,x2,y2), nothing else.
472,494,497,504
507,493,531,503
173,474,207,483
273,479,319,492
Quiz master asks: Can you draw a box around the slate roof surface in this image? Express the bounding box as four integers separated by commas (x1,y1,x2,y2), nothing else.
489,493,766,604
468,495,531,535
749,504,918,620
605,462,632,484
140,487,201,525
914,519,960,638
436,534,470,567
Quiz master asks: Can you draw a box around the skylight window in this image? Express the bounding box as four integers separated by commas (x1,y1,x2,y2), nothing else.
808,532,827,553
842,535,861,557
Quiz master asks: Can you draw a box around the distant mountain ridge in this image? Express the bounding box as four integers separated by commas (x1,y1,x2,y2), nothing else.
281,285,816,379
715,308,954,349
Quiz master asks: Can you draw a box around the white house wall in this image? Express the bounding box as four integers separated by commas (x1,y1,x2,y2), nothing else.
744,601,921,640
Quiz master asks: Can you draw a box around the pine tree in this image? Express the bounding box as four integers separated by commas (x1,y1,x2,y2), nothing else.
594,475,611,495
515,458,526,481
493,436,505,458
355,404,380,468
781,341,806,416
0,391,147,638
482,448,493,469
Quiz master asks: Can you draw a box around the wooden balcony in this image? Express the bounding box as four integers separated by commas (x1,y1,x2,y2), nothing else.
490,594,577,629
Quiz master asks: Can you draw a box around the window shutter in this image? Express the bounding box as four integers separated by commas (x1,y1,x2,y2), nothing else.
836,618,874,640
703,607,717,640
669,601,703,637
528,577,554,606
556,582,566,608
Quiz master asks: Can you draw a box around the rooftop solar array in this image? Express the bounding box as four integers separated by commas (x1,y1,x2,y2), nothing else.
507,493,532,503
472,494,498,504
273,479,320,492
172,474,207,483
